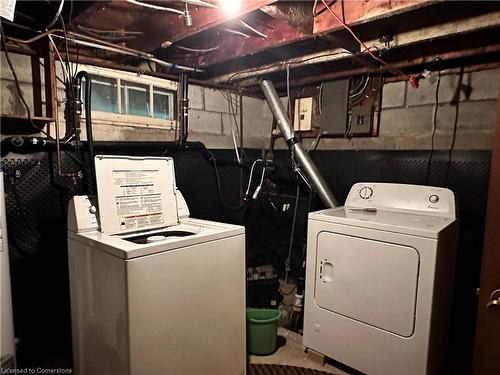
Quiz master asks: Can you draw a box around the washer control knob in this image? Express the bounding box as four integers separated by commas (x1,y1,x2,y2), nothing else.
359,187,373,199
429,194,440,204
89,206,97,214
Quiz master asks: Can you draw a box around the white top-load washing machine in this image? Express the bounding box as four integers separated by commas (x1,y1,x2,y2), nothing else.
67,155,246,375
304,182,458,375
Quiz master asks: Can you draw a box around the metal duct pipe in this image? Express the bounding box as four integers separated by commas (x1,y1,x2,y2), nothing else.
260,80,338,208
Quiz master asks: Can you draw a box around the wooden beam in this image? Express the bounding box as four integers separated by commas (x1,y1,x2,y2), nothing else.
313,0,438,34
72,0,144,30
208,7,500,84
184,0,446,80
162,14,310,69
44,41,57,120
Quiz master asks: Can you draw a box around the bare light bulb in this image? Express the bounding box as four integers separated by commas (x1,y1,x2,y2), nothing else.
219,0,241,15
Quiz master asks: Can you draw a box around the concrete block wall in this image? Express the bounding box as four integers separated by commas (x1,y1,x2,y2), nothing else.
1,50,498,151
1,53,38,116
299,68,500,151
0,52,273,149
187,87,273,149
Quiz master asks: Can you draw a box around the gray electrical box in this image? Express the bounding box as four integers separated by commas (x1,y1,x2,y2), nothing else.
350,105,373,136
320,79,350,136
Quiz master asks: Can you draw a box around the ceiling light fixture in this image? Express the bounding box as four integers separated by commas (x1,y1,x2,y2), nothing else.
219,0,241,15
184,2,193,26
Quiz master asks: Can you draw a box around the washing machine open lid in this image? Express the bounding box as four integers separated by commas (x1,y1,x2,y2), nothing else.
94,155,180,235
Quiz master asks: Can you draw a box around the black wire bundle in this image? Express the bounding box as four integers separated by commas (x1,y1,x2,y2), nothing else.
444,67,464,186
425,69,442,185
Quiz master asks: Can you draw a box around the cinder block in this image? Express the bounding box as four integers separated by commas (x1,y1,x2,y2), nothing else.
82,123,176,142
226,91,240,115
0,80,33,116
0,52,32,82
188,85,204,110
442,100,497,130
204,88,229,113
469,69,500,101
189,109,223,134
280,96,289,109
406,73,466,106
452,129,495,150
380,106,434,134
382,81,406,108
221,112,240,137
243,95,264,119
192,134,236,149
243,116,273,139
262,102,273,120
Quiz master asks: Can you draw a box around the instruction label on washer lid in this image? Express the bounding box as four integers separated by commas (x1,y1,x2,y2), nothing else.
0,0,16,21
95,156,179,235
113,169,166,231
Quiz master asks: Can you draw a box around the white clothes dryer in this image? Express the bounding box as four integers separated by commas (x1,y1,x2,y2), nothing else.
304,182,458,375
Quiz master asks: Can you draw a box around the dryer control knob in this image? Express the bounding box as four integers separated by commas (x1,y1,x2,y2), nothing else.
359,187,373,199
429,195,440,204
89,206,97,214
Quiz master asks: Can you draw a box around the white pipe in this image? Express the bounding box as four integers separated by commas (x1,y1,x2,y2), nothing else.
221,28,250,38
239,20,267,39
46,0,65,29
50,34,201,72
126,0,185,15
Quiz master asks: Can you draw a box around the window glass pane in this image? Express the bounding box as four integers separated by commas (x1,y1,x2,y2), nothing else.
84,75,118,113
120,86,125,114
153,87,174,120
123,81,150,117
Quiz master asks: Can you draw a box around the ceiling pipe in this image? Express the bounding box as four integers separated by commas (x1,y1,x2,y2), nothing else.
125,0,185,15
6,29,201,73
260,79,338,208
239,20,267,39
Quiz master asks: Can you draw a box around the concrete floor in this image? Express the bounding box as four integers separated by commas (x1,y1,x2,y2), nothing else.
249,327,349,375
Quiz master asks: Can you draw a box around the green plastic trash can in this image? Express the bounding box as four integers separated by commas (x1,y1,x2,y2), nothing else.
246,308,281,355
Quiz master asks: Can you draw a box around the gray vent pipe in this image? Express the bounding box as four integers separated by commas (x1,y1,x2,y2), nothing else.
260,80,338,208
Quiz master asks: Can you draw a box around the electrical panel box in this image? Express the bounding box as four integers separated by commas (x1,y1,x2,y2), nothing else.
293,97,313,131
319,79,350,136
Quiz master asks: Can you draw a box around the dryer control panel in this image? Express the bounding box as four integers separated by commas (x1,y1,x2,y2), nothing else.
345,183,456,219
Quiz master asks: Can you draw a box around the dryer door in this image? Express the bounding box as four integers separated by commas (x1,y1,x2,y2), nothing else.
315,232,419,337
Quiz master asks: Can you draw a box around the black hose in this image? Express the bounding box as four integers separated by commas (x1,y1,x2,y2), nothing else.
74,71,96,195
179,73,189,147
0,137,77,157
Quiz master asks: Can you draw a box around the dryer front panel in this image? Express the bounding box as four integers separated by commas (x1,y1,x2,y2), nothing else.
315,232,419,337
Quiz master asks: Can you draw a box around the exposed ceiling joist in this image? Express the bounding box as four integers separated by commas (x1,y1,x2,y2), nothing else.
126,0,277,51
9,0,500,91
208,8,500,85
159,12,311,69
312,0,439,34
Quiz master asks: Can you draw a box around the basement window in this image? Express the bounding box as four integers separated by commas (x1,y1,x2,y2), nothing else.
78,64,177,129
121,80,151,117
89,76,119,113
